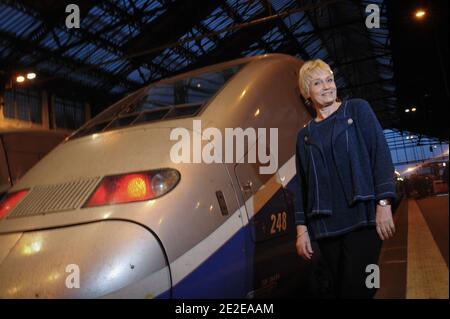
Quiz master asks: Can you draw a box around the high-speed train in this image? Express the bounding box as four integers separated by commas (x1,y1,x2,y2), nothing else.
0,54,325,298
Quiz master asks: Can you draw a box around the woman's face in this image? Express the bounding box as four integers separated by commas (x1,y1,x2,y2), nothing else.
308,69,337,107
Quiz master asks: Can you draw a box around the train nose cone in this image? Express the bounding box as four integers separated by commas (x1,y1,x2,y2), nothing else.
0,221,170,298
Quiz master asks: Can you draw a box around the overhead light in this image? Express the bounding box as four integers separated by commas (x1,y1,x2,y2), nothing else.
16,75,25,83
26,72,36,80
415,9,426,19
411,107,417,112
405,109,410,113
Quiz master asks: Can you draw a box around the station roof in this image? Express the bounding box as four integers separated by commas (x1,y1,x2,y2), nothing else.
0,0,447,140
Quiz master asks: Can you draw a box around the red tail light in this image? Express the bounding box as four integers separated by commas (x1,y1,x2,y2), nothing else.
0,190,28,219
84,169,180,208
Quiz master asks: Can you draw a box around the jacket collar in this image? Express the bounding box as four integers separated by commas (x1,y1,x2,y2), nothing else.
332,100,353,144
305,99,351,148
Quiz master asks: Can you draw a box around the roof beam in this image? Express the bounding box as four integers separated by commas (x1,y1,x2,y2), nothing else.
121,0,221,63
0,29,140,92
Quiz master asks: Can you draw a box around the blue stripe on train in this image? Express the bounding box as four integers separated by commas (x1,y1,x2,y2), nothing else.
168,225,253,298
156,174,300,299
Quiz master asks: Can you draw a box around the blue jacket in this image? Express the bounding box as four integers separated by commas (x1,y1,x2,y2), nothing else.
294,98,397,226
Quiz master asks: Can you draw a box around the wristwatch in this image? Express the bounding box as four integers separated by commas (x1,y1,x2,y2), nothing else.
377,198,391,206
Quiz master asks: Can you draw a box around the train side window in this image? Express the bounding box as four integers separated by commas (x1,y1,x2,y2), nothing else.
69,63,246,140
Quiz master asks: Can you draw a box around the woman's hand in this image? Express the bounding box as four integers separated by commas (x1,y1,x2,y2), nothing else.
376,204,396,240
296,225,314,260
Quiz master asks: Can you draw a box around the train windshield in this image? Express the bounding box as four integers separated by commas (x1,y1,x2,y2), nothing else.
70,63,245,139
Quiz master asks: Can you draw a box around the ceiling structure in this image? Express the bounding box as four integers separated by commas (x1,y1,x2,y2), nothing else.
0,0,447,140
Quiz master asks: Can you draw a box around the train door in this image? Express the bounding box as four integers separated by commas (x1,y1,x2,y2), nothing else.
234,141,296,297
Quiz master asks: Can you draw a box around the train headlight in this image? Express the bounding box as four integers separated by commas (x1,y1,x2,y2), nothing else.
84,169,180,208
0,190,28,219
151,170,179,197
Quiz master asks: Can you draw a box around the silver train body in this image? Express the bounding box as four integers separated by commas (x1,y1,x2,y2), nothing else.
0,54,322,298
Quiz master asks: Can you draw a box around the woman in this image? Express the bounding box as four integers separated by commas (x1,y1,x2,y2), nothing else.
294,59,396,298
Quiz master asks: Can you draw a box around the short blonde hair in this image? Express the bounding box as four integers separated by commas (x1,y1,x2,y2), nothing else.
298,59,333,99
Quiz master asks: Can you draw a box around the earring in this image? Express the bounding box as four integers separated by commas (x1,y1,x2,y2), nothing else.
305,98,312,106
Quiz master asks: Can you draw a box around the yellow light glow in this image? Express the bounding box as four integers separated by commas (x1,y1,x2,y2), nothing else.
47,272,61,282
415,10,426,18
22,240,42,255
411,107,417,112
7,286,21,295
16,75,25,83
254,108,260,117
26,72,36,80
127,177,147,198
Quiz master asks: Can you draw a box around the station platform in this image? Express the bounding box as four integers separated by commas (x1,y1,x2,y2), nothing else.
376,194,449,299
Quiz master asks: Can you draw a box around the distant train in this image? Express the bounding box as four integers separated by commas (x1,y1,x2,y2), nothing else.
404,160,449,198
0,54,325,298
0,129,66,197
